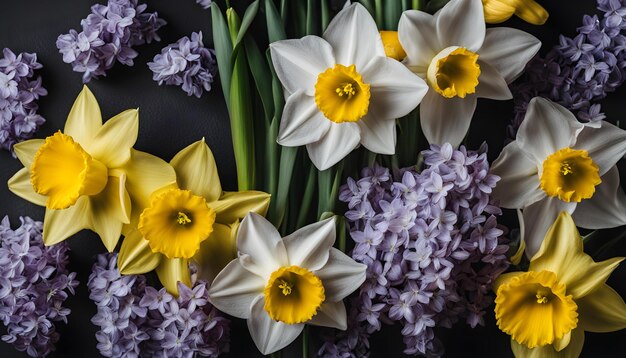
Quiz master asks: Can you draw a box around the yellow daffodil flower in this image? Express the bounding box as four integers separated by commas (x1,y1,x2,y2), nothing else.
494,212,626,357
117,139,271,295
7,86,176,251
483,0,549,25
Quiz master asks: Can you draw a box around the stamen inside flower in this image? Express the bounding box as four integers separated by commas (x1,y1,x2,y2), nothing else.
264,265,325,324
540,148,601,202
315,64,371,123
30,131,108,210
138,188,216,259
427,46,481,99
495,270,578,349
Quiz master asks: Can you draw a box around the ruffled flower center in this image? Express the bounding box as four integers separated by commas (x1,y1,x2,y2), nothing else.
495,270,578,349
138,188,216,259
30,131,108,210
540,147,601,202
427,46,481,99
315,64,371,123
264,265,325,324
380,31,407,61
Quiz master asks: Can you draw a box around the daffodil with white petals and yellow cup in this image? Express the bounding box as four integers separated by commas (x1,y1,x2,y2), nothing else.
117,139,270,295
397,0,541,147
208,212,366,355
7,86,176,251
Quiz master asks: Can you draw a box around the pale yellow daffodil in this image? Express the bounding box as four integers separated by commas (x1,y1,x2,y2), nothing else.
494,212,626,357
117,138,271,295
7,86,176,252
483,0,549,25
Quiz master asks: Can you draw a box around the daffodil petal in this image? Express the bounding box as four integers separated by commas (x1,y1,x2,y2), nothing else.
356,115,396,155
7,167,47,206
577,284,626,333
517,98,584,164
193,223,236,283
208,259,265,319
493,271,525,293
530,212,624,299
475,60,511,100
514,0,549,26
510,328,584,358
435,0,485,52
13,139,44,168
237,212,288,278
308,300,347,330
89,109,139,168
277,90,331,147
315,247,366,302
490,141,544,209
118,228,161,275
170,139,222,203
522,197,576,259
90,176,130,252
283,217,336,272
573,120,626,176
247,295,304,355
572,166,626,229
478,27,541,83
306,122,360,170
419,89,477,147
43,196,91,246
63,85,103,146
322,3,384,71
553,331,571,352
156,258,191,296
398,10,440,68
210,191,271,225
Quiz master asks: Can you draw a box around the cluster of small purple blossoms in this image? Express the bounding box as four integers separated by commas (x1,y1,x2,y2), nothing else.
148,32,217,98
0,216,78,357
56,0,166,83
509,0,626,139
88,253,230,358
0,48,47,154
196,0,212,10
319,144,510,357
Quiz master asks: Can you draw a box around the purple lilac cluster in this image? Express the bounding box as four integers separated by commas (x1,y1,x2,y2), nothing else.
320,144,510,357
88,253,229,357
0,216,78,357
56,0,166,83
148,32,217,98
509,0,626,139
196,0,212,10
0,49,47,154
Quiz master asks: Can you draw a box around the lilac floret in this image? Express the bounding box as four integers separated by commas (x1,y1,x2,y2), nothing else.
196,0,212,9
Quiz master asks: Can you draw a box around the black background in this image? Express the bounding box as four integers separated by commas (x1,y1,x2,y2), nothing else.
2,0,626,357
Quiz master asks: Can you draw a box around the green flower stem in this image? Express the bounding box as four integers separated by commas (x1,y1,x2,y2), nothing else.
374,0,384,27
296,164,318,228
338,216,347,252
302,325,309,358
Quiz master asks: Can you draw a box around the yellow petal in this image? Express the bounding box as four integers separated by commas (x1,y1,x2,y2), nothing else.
193,222,236,284
530,211,624,299
89,175,131,252
210,190,271,225
8,167,47,206
493,271,524,293
118,228,161,275
89,109,139,168
577,284,626,333
170,138,222,203
514,0,548,26
13,139,44,167
510,328,584,358
63,85,103,146
43,196,92,246
511,239,525,265
482,0,516,24
156,258,191,296
553,330,571,352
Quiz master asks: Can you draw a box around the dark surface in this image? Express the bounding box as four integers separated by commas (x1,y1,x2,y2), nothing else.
1,0,626,357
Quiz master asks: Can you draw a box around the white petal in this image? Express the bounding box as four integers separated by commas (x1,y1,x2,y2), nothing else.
357,115,396,154
269,36,335,96
490,141,544,208
435,0,485,52
323,3,385,70
248,296,304,355
475,60,512,100
237,212,288,279
361,56,428,119
479,27,541,83
315,248,366,302
277,90,331,147
308,301,347,330
522,197,576,259
572,166,626,229
283,217,336,271
208,259,265,319
574,120,626,176
517,98,584,163
306,122,360,170
398,10,440,67
419,90,477,147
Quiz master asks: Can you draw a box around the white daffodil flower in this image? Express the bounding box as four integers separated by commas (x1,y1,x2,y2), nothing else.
491,97,626,257
398,0,541,147
270,3,428,170
208,213,366,355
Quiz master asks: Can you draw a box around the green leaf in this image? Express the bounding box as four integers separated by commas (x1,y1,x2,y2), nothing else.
231,0,260,61
296,164,317,228
210,2,233,108
265,0,287,42
425,0,451,13
245,38,274,124
320,0,330,32
384,0,402,30
306,0,318,35
273,146,298,228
